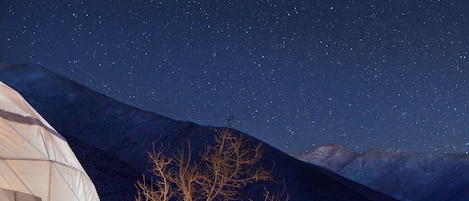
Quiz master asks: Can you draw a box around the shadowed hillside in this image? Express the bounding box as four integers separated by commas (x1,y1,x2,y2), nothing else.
0,63,395,201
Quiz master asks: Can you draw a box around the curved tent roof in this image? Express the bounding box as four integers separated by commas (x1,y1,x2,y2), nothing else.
0,82,99,201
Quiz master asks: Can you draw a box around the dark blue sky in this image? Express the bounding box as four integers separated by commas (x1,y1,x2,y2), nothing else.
1,0,468,153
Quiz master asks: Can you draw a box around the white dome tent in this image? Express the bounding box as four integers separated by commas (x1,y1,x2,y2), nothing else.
0,82,100,201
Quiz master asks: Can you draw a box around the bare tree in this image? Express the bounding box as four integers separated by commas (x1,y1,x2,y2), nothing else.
135,128,287,201
172,142,201,201
260,183,291,201
198,128,271,201
135,143,173,201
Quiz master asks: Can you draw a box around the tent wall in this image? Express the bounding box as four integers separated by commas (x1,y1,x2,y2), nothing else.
0,82,100,201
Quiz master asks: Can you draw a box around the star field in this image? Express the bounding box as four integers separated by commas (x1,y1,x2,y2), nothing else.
1,0,468,153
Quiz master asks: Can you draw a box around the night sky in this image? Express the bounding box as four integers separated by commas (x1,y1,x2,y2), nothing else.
1,0,468,154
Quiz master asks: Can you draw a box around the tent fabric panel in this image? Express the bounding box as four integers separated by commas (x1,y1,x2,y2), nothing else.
0,125,43,159
41,130,82,169
0,160,51,200
58,167,100,201
1,187,42,201
0,83,52,129
0,187,16,200
0,88,32,117
52,163,99,201
0,120,48,159
80,175,100,201
0,160,34,194
49,164,80,201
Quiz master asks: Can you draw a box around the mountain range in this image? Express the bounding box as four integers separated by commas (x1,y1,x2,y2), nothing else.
296,144,469,201
0,63,395,200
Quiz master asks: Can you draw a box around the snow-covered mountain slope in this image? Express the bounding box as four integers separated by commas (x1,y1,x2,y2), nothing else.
297,145,469,201
0,63,396,201
294,144,359,172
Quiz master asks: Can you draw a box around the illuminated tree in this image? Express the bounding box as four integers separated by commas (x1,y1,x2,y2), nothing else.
135,128,288,201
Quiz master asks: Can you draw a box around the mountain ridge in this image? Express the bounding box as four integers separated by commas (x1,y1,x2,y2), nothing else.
0,63,395,201
297,144,469,201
